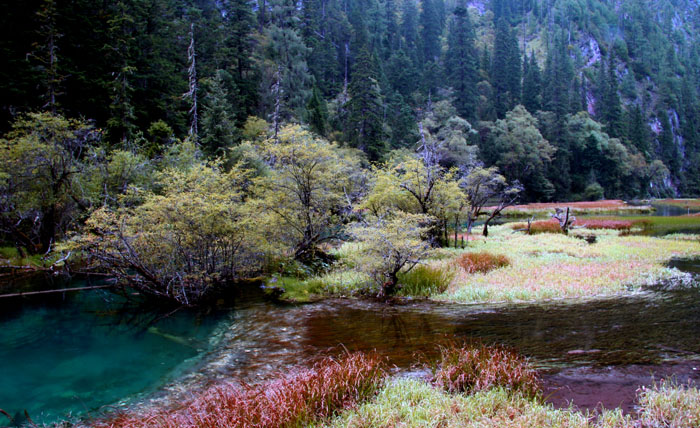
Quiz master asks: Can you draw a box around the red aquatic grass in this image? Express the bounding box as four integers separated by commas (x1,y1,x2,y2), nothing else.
456,252,510,274
431,342,540,398
94,352,386,428
491,199,632,212
509,219,562,233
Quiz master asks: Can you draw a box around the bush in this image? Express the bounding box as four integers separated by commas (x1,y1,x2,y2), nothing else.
431,342,540,398
397,265,455,297
96,352,386,428
584,182,605,201
510,219,562,234
456,252,510,274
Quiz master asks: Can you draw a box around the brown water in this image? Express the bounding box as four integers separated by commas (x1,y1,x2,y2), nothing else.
4,261,699,423
168,278,700,412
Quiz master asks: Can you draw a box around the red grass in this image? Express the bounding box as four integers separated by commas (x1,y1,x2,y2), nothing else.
510,219,562,234
491,200,631,212
657,199,700,207
95,352,386,428
431,342,541,398
456,252,510,274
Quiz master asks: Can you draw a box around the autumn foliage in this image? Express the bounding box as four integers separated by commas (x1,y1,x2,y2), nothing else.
96,352,386,428
456,252,511,274
431,342,540,398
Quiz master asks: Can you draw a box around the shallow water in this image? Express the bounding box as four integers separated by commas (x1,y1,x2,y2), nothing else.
0,284,227,426
2,268,700,425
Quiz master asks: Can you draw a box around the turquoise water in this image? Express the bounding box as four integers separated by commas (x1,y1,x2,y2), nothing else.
2,260,700,425
0,283,226,426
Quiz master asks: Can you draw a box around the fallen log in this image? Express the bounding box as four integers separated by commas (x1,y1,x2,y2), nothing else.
0,284,114,299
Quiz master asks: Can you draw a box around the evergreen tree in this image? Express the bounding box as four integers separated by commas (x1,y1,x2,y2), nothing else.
346,48,385,160
200,70,237,156
306,85,329,136
603,52,623,138
522,51,542,113
490,19,521,118
420,0,441,63
626,105,651,157
445,5,478,121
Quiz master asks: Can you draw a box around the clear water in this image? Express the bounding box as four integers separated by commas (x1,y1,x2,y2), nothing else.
0,283,226,426
2,263,700,425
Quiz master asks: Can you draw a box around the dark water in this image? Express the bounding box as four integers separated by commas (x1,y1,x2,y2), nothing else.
2,267,700,424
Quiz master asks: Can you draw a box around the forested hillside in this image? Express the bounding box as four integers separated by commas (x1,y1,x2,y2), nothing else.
1,0,699,199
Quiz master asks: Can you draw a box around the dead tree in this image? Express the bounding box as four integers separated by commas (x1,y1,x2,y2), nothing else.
552,207,576,235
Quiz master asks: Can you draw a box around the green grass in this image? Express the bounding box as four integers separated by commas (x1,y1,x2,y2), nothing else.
273,270,373,302
318,378,700,428
0,246,50,267
440,225,700,304
397,265,455,297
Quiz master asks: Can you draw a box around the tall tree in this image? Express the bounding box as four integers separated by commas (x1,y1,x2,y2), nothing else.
490,19,521,118
346,48,385,160
420,0,441,63
522,51,542,113
445,5,478,121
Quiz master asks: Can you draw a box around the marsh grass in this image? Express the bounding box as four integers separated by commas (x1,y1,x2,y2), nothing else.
397,265,455,297
431,342,540,398
456,252,511,274
636,381,700,428
442,225,700,303
275,271,373,302
95,352,386,428
321,377,700,428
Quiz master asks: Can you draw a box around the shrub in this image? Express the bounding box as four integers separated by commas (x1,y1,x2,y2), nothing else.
96,352,386,428
456,252,510,274
584,182,605,201
431,342,540,398
397,265,455,297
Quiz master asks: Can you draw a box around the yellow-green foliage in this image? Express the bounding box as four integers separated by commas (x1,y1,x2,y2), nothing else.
359,156,465,235
320,378,700,428
0,112,96,252
440,225,700,303
75,161,260,304
251,125,363,259
349,212,434,295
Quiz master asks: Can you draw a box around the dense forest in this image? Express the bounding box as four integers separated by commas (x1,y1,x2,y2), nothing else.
2,0,700,301
2,0,699,199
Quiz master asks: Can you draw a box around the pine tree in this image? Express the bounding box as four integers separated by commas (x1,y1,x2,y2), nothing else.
521,51,542,113
626,105,650,157
490,19,521,118
420,0,441,64
201,70,237,156
346,48,385,160
445,5,478,121
603,52,623,138
30,0,64,113
306,85,329,136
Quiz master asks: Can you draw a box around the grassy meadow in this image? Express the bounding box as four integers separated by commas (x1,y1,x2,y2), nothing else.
278,219,700,303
